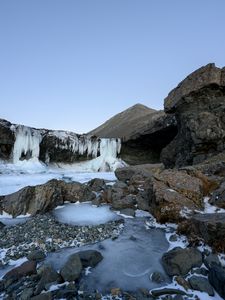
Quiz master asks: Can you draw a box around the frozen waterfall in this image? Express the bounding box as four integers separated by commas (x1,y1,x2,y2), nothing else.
10,125,123,171
12,125,43,163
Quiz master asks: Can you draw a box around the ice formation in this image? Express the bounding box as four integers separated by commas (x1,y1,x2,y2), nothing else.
48,131,100,158
10,124,122,172
11,125,43,163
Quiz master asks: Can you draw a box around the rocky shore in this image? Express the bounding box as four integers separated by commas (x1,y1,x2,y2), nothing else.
1,63,225,299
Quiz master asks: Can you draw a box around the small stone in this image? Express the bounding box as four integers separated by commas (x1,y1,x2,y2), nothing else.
120,208,135,217
111,287,121,296
27,250,46,262
175,276,190,290
20,287,34,300
151,272,165,283
169,234,178,242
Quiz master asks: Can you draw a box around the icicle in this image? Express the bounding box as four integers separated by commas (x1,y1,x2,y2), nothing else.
12,125,43,163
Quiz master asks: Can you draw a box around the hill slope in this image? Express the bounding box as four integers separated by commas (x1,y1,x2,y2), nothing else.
89,103,161,140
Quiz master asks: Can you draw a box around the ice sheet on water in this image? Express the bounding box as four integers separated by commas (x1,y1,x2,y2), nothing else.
53,203,119,226
0,165,116,195
46,217,169,293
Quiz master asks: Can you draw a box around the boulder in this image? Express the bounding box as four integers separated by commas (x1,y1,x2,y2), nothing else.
87,178,107,192
162,247,202,276
59,181,95,203
178,213,225,252
155,169,204,205
77,250,103,267
147,169,205,223
115,164,164,182
162,63,225,168
3,261,37,281
1,179,95,217
188,275,214,296
111,194,136,210
208,264,225,299
60,253,82,282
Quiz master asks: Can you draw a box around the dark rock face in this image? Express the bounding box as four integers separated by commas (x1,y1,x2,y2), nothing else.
39,132,100,163
208,265,225,299
119,113,177,165
162,247,202,276
162,63,225,168
1,179,95,217
0,119,15,160
178,213,225,252
90,104,177,165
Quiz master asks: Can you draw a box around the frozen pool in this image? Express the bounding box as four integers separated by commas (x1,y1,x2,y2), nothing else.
53,203,119,226
46,217,170,292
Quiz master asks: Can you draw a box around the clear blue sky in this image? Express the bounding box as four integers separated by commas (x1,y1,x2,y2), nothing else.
1,0,225,133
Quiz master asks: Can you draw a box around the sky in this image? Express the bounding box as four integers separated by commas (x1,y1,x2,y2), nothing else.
0,0,225,134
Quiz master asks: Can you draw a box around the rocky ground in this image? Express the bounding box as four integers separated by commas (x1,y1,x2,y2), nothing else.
1,63,225,299
0,166,225,299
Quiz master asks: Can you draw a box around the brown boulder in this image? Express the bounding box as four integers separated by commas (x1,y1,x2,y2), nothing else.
178,213,225,252
1,179,95,217
155,170,204,205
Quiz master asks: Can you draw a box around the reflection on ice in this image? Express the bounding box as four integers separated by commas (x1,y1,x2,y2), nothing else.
53,203,119,226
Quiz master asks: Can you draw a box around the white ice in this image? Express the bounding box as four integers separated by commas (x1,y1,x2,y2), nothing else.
0,211,30,226
53,203,119,226
0,165,116,195
11,125,43,163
